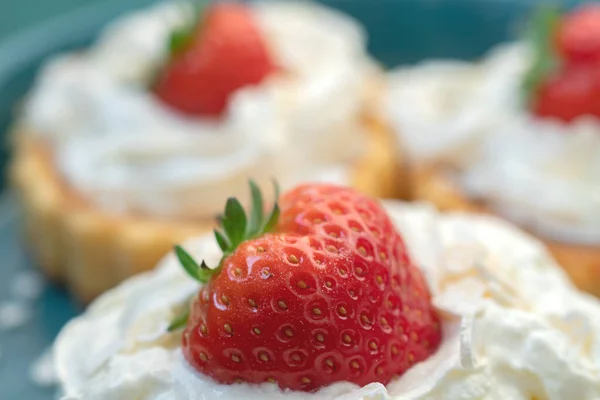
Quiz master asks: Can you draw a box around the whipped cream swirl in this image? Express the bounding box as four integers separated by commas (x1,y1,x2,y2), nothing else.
22,1,373,219
55,202,600,399
385,43,600,245
463,115,600,246
384,44,528,167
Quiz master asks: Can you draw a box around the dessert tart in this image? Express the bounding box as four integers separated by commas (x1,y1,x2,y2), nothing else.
385,5,600,296
10,1,400,302
54,183,600,399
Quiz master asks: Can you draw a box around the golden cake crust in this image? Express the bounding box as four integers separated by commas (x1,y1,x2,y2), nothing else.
11,136,210,302
412,164,600,297
10,112,401,302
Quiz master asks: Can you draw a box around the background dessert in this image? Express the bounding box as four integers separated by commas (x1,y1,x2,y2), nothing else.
385,5,600,295
10,1,399,302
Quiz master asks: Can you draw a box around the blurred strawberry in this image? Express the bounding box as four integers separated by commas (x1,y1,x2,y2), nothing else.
523,5,600,122
154,3,277,117
557,3,600,64
533,63,600,122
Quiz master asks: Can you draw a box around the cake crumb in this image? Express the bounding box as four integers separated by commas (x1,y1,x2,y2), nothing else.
0,301,31,331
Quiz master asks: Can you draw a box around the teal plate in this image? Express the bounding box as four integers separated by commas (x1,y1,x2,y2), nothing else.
0,0,583,398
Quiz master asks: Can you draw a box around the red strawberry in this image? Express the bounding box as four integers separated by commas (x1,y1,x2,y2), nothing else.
533,63,600,122
524,6,600,122
171,182,441,392
557,4,600,64
154,3,277,117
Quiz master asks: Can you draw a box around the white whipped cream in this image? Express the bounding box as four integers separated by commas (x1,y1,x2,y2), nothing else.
384,44,528,167
22,1,373,219
55,202,600,399
463,115,600,246
386,43,600,246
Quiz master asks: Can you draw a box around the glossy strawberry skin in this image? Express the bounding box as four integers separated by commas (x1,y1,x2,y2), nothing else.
557,4,600,64
533,63,600,122
183,185,441,392
154,3,277,117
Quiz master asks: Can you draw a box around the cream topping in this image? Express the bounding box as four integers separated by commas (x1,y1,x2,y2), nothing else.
22,1,372,219
462,115,600,245
55,202,600,399
385,43,600,245
384,44,528,167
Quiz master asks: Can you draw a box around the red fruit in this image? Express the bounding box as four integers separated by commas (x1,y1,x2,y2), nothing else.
174,183,441,392
154,3,277,117
557,4,600,64
279,184,398,241
533,63,600,122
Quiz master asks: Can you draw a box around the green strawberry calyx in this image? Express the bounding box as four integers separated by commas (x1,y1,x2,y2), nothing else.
148,1,207,90
522,6,563,108
168,180,280,332
168,1,208,58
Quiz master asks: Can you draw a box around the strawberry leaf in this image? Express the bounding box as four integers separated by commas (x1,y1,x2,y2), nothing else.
168,1,208,57
169,29,193,56
214,229,230,253
247,180,264,237
262,203,280,234
200,260,212,270
522,6,562,107
222,198,247,249
175,246,213,283
261,181,280,234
